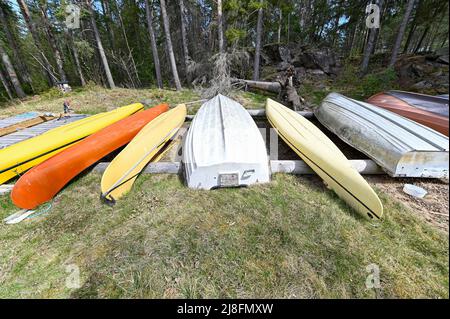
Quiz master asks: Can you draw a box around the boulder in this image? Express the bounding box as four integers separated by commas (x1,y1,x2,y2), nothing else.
412,80,433,90
262,45,341,76
437,55,449,65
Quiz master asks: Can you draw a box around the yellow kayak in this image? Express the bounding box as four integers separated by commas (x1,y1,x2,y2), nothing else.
101,104,186,203
0,103,143,185
266,99,383,220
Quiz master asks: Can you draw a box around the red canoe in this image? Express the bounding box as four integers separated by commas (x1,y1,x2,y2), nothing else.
11,104,168,209
367,91,449,136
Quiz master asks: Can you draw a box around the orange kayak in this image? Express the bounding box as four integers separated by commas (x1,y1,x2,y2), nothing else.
11,104,168,209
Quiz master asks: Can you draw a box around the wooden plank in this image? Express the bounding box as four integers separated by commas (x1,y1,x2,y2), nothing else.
92,160,383,175
270,159,384,175
92,162,182,174
0,114,88,149
186,109,314,121
0,112,39,128
0,115,55,137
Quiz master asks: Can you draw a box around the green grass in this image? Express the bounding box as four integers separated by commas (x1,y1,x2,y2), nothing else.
0,86,268,116
0,173,447,298
0,86,200,116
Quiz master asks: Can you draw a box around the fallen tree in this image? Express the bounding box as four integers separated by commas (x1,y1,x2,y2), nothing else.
232,73,306,111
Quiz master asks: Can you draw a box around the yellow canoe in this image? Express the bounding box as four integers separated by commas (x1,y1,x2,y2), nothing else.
0,103,143,185
101,104,186,203
266,98,383,220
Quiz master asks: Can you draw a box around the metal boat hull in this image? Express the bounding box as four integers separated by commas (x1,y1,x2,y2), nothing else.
315,93,449,178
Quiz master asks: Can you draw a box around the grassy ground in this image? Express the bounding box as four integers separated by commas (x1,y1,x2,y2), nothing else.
0,85,266,116
0,87,448,298
0,173,447,298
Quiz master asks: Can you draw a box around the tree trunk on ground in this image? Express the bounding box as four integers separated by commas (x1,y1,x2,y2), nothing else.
67,29,86,86
39,3,67,83
16,0,55,85
232,79,281,93
0,5,33,90
217,0,225,53
0,69,13,100
360,0,384,75
0,42,25,98
253,0,264,81
179,0,190,73
86,0,115,89
390,0,415,66
145,0,163,89
160,0,182,91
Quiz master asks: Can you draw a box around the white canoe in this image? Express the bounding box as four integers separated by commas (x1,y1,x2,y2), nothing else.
183,94,270,189
315,93,449,178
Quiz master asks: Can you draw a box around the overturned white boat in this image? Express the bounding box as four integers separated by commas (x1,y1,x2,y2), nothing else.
183,94,270,189
315,93,449,178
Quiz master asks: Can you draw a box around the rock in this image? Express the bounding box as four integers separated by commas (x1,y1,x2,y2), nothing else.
395,53,449,92
307,69,325,75
431,70,443,77
403,184,427,198
276,61,291,71
295,67,307,77
315,82,327,90
437,55,449,65
141,99,153,107
435,47,449,57
279,46,291,63
290,47,340,75
412,80,433,90
263,43,291,64
411,63,434,77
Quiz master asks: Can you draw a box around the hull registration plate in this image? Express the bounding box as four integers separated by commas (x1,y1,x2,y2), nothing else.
219,173,239,187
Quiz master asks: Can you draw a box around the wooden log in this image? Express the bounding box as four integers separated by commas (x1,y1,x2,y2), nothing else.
241,79,282,93
92,160,383,175
186,109,314,121
231,78,282,93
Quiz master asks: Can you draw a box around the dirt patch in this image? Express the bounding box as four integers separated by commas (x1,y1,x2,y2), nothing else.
367,176,449,233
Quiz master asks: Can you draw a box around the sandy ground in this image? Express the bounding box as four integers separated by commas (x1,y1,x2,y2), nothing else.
367,176,449,233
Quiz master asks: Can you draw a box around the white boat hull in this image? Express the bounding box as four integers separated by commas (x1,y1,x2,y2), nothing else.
183,94,270,189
